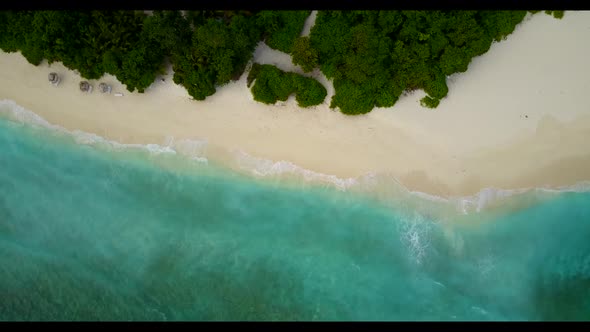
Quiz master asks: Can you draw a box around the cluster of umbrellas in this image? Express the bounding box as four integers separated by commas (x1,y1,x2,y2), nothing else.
48,72,114,95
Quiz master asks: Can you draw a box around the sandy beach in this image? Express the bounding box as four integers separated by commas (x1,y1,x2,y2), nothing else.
1,11,590,198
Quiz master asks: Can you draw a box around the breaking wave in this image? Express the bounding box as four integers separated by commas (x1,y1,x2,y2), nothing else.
2,98,589,215
0,99,207,162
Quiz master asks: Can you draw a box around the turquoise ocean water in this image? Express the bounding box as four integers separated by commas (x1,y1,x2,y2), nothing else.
0,100,589,321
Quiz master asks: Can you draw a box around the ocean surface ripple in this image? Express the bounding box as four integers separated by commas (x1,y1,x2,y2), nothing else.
1,100,589,321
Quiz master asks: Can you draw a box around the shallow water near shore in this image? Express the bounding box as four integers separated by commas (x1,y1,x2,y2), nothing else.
1,102,589,321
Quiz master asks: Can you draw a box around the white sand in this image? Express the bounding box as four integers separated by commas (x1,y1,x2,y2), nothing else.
1,11,590,197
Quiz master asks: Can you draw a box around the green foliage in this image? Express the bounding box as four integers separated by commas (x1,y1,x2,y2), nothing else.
0,10,565,113
249,64,286,104
172,13,263,100
292,75,327,107
423,74,449,100
308,10,534,113
479,11,527,42
544,10,565,19
0,10,263,98
420,96,440,108
248,63,326,107
142,11,192,56
330,78,375,114
246,62,261,88
256,11,311,53
0,11,159,91
0,11,43,64
291,36,318,72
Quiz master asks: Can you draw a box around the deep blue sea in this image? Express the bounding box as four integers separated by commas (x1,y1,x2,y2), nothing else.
0,100,589,321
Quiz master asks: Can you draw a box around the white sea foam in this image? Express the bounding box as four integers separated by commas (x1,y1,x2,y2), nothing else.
1,99,56,129
398,212,434,265
471,306,489,316
452,187,529,214
0,99,205,161
432,280,446,288
165,136,209,163
476,252,497,278
233,149,360,191
398,180,590,215
2,98,589,214
450,182,590,214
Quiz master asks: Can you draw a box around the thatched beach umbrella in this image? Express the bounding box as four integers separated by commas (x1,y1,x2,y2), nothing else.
79,81,93,93
48,72,60,86
98,82,111,94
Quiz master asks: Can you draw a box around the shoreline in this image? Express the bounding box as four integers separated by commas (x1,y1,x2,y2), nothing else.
1,11,590,198
3,98,587,220
1,97,589,220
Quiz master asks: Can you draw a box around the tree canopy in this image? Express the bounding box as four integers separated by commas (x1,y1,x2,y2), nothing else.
306,10,537,114
256,11,311,54
0,10,563,114
247,63,327,108
291,36,319,73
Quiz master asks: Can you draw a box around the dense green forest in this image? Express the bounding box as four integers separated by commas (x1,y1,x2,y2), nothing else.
306,10,563,114
0,10,563,114
0,10,308,98
247,63,327,107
